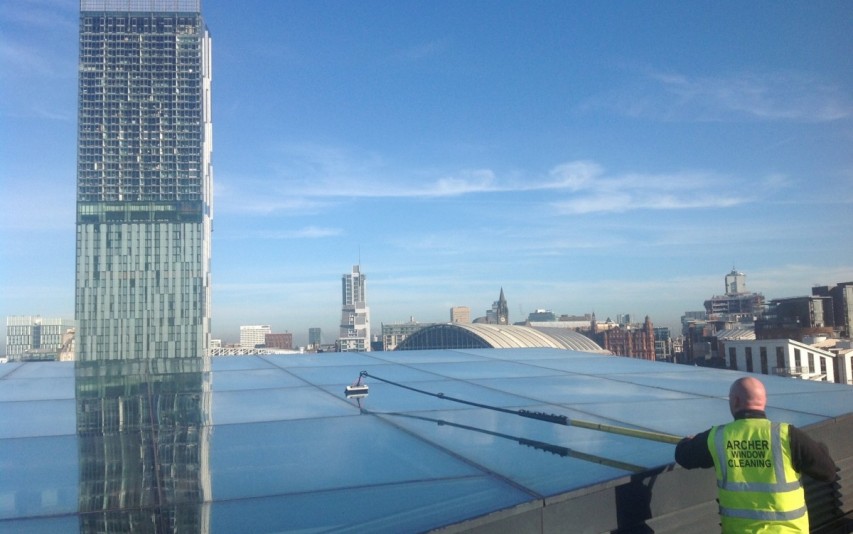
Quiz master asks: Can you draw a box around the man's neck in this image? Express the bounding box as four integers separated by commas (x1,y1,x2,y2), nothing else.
734,409,766,420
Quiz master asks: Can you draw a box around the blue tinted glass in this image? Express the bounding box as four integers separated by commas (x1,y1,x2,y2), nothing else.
210,417,486,500
209,476,531,533
211,368,306,391
0,435,78,520
211,386,357,424
0,377,74,402
0,399,76,439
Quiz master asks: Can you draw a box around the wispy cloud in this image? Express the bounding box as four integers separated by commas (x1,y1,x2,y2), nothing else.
221,141,761,216
254,226,342,239
586,68,853,123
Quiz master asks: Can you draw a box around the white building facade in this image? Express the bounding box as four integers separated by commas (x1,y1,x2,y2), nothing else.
5,316,74,361
720,338,836,383
338,265,370,352
240,325,271,349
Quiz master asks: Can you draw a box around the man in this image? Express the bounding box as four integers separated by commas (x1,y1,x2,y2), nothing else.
675,376,836,533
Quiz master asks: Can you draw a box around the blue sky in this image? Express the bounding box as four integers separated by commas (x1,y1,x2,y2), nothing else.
1,0,852,348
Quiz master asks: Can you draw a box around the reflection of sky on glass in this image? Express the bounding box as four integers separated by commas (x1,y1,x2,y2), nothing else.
2,348,851,531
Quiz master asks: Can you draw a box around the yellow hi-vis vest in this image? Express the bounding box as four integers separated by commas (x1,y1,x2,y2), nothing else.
708,419,808,533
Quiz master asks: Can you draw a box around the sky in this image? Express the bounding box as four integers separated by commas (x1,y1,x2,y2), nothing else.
1,0,852,348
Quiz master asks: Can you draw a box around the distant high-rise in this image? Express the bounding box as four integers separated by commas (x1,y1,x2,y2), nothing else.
308,327,322,348
704,269,764,321
75,1,213,360
338,265,370,352
725,268,746,295
450,306,471,324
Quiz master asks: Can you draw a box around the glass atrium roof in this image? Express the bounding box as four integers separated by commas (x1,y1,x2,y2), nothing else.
2,348,851,532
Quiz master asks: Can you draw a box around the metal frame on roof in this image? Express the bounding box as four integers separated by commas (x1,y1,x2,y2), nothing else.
395,323,609,353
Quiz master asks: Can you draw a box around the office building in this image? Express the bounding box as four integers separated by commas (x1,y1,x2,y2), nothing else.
756,296,835,341
265,332,293,350
5,316,74,361
653,326,672,361
381,319,432,351
308,327,322,348
703,268,765,321
240,325,271,349
720,338,836,383
812,281,853,338
75,0,213,361
338,265,370,352
449,306,470,324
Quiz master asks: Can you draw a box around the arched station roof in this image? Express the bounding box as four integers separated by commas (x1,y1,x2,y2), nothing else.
395,323,608,353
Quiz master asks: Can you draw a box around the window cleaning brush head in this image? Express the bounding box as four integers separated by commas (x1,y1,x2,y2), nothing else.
344,372,369,398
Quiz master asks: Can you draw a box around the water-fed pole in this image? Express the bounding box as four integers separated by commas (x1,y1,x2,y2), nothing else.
353,370,682,445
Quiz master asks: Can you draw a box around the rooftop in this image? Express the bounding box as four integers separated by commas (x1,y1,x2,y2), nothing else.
1,348,850,532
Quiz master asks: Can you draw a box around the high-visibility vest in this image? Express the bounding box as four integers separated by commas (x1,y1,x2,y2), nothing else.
707,419,807,533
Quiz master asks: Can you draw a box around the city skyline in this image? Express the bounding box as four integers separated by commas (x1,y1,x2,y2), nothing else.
2,1,852,349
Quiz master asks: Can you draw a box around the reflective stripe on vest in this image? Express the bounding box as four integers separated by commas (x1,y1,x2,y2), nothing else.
708,419,806,525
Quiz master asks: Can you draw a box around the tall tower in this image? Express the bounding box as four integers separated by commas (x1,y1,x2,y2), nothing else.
338,265,370,352
725,268,746,295
487,288,509,325
75,1,213,360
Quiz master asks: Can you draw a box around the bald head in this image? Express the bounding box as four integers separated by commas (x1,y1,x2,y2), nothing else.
729,377,767,417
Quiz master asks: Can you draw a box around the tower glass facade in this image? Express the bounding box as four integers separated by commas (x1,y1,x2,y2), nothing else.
75,0,212,361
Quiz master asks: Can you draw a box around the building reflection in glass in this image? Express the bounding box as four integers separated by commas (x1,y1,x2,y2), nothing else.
75,358,212,531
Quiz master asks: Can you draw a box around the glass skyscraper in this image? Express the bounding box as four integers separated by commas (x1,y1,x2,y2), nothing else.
75,0,212,360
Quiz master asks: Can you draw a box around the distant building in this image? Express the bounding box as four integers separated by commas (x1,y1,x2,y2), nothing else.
265,333,293,350
450,306,471,324
596,316,656,360
756,296,835,341
308,328,322,348
703,268,765,322
6,316,74,362
653,327,672,362
720,338,836,383
338,265,370,352
812,282,853,338
527,309,557,322
240,325,271,349
478,288,509,325
395,323,607,353
680,311,707,335
382,319,434,351
680,317,755,366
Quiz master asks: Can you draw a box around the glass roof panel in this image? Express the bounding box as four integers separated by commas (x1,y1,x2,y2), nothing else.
1,348,850,531
211,386,356,425
211,417,490,500
262,352,391,368
409,360,567,380
0,435,78,520
1,361,74,378
209,475,532,533
210,368,306,392
0,399,76,439
284,362,442,387
375,407,667,496
0,376,74,402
